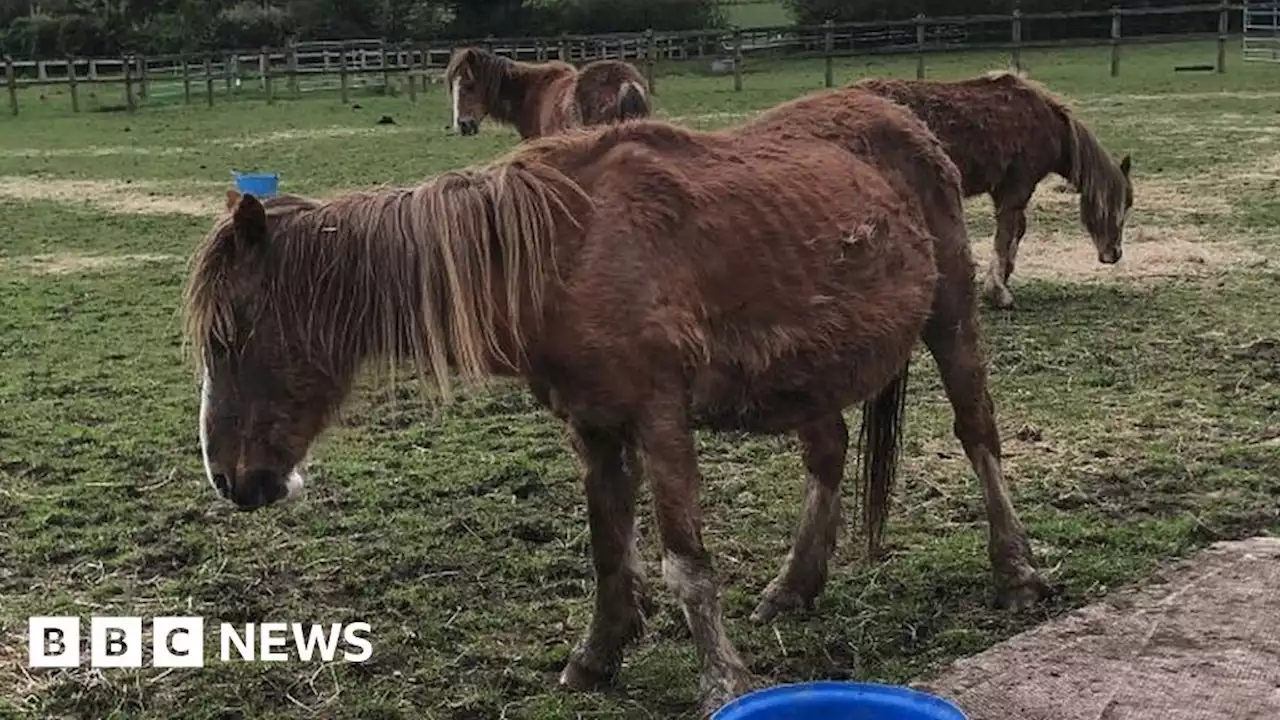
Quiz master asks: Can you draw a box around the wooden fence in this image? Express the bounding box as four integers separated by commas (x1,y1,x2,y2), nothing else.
0,2,1243,116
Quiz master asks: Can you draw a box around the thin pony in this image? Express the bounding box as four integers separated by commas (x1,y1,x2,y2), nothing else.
445,46,651,139
855,71,1134,308
184,91,1047,716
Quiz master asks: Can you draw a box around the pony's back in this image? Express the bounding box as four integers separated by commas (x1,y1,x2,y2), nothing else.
851,73,1071,197
574,60,651,126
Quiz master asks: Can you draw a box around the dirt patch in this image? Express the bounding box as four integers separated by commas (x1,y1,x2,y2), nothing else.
2,125,413,160
917,537,1280,720
3,252,181,276
0,145,181,159
999,176,1233,220
0,177,217,217
211,125,416,149
660,110,755,124
1082,90,1280,104
1129,177,1235,217
969,224,1268,284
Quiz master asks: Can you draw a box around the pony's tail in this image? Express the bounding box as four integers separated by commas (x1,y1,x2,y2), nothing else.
616,81,651,122
857,362,911,561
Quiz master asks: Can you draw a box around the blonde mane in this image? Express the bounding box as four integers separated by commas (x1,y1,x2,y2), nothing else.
182,160,591,401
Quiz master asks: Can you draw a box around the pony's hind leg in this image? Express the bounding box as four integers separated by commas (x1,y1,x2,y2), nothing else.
559,423,651,691
923,296,1050,610
635,399,755,716
750,413,848,623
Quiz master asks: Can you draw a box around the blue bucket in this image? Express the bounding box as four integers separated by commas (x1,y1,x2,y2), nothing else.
232,171,279,198
712,681,968,720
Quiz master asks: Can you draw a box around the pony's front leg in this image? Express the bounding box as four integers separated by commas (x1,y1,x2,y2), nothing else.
982,201,1027,310
635,399,757,717
559,423,650,691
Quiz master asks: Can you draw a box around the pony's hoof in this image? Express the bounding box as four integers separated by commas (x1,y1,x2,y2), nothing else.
698,666,759,718
558,656,616,692
996,572,1053,611
983,287,1016,310
750,584,812,623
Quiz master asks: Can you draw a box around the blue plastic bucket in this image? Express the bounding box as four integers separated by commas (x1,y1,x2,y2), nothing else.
232,171,279,198
712,681,968,720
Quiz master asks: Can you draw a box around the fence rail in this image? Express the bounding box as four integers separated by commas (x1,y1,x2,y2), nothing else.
0,2,1249,117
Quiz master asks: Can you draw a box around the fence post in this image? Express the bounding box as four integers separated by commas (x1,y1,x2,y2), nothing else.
261,46,273,103
204,55,214,107
339,41,350,104
824,19,835,88
181,54,191,104
1110,6,1121,77
124,55,136,112
225,52,234,96
421,46,430,92
67,56,80,112
138,54,149,99
645,28,657,94
287,37,299,95
1217,0,1229,73
5,55,17,116
407,42,418,103
916,13,926,79
733,29,743,92
381,39,390,92
1011,9,1023,73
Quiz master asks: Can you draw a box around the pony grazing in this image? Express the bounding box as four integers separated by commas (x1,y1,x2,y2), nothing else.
445,46,651,139
854,72,1134,309
183,93,1047,715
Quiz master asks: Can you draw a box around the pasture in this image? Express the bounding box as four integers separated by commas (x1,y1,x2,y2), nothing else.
2,40,1279,718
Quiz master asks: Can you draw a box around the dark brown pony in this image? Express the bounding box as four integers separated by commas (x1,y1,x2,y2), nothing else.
445,46,651,139
854,71,1134,309
183,91,1046,716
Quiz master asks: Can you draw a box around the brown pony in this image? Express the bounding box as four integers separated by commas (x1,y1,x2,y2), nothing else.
183,91,1047,716
854,71,1134,309
445,46,651,139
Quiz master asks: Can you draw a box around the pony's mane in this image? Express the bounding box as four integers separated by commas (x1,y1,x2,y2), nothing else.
182,160,591,401
991,70,1130,227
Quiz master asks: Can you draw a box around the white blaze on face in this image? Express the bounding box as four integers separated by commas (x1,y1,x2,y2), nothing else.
283,469,305,501
198,369,217,495
199,367,307,503
451,78,461,132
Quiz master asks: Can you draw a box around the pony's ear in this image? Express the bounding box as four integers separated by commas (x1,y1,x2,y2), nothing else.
225,189,241,212
1120,154,1131,176
231,192,269,249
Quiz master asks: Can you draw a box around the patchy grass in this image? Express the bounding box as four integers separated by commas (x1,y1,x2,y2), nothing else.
2,41,1279,719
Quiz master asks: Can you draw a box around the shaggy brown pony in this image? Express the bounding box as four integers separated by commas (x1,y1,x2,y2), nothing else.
445,46,651,139
854,71,1134,308
184,92,1046,715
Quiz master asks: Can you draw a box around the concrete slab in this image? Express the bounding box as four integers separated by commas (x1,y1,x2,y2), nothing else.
916,537,1280,720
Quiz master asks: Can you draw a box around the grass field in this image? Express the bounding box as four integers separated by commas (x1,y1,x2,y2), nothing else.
2,41,1279,719
722,0,793,28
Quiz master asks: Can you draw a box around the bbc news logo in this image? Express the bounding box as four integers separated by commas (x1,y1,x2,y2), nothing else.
28,617,372,668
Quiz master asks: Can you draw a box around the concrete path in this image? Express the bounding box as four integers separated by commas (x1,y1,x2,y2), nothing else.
916,537,1280,720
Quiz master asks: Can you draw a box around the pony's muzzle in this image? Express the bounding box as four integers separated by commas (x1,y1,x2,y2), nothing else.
1099,247,1122,264
219,468,290,511
457,117,479,136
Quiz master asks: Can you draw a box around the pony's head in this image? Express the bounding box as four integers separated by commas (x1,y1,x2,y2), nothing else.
184,166,588,510
446,47,506,137
184,191,347,510
1082,153,1132,265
